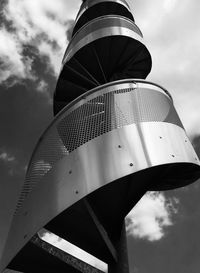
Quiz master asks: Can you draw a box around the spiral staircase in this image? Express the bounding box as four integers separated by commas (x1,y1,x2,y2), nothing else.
1,1,200,272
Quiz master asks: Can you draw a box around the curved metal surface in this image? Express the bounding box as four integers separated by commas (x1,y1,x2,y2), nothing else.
55,80,173,118
76,0,131,23
1,80,200,272
63,15,143,64
73,0,134,36
55,14,152,114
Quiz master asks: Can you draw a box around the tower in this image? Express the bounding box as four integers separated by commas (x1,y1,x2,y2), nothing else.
1,0,200,272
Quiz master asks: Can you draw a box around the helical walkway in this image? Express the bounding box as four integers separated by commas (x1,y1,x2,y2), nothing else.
1,1,200,272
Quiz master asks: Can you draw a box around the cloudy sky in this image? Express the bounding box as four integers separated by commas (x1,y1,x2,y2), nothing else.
0,0,200,272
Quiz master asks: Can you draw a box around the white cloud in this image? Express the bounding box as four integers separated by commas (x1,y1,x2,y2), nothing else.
3,0,78,74
126,0,200,136
37,41,64,76
0,27,35,83
0,0,199,134
0,0,80,85
163,0,178,12
4,0,76,43
126,192,178,242
36,80,48,93
0,152,15,163
36,79,52,103
38,193,179,271
0,150,27,176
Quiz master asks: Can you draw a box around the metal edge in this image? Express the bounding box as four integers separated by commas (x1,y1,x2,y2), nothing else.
62,82,172,116
29,80,172,176
55,80,172,117
64,27,143,64
5,123,200,270
75,0,131,23
63,15,143,64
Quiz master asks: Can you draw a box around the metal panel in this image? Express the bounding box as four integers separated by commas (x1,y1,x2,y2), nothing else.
63,15,143,64
74,0,133,35
1,80,200,272
76,0,131,23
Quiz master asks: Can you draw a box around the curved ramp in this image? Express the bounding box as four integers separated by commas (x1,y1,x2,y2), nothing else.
1,1,200,272
54,15,152,114
73,0,134,36
2,80,200,271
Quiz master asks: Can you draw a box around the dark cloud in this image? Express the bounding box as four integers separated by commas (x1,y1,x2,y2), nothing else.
0,42,56,179
127,136,200,272
0,42,55,273
1,1,200,273
0,82,53,161
128,187,200,273
192,135,200,158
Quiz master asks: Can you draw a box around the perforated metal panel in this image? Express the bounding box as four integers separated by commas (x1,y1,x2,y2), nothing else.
2,80,200,273
15,129,69,212
16,80,184,213
57,88,183,153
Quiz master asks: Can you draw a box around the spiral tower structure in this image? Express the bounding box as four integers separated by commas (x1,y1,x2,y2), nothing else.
1,1,200,272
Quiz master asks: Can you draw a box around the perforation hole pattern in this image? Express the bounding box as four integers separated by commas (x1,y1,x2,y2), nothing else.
15,86,182,213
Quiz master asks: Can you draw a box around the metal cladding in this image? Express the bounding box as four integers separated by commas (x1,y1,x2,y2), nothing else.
54,0,152,114
1,1,200,272
2,80,200,271
73,0,134,35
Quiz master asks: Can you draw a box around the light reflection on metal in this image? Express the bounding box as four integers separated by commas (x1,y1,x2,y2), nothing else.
63,16,143,64
75,0,132,24
1,80,200,271
1,0,200,272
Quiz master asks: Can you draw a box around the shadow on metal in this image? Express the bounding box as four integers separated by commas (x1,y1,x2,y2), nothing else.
54,1,152,114
1,80,200,272
8,232,104,273
1,1,199,272
73,0,134,36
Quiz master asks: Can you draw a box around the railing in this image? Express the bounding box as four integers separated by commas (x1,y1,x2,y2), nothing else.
2,80,200,272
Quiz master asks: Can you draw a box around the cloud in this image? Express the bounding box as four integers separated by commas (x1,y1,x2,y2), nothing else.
127,0,200,136
126,192,179,242
0,148,27,177
0,27,35,84
0,151,15,163
0,0,79,85
163,0,178,12
36,80,48,93
36,79,53,103
0,0,199,135
37,193,179,272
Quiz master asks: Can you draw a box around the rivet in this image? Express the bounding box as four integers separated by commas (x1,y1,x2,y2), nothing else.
171,155,175,158
185,140,187,143
118,145,122,148
69,170,72,174
195,158,198,161
130,163,134,167
159,136,163,139
75,190,79,194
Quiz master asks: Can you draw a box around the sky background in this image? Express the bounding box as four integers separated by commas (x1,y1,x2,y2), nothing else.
0,0,200,272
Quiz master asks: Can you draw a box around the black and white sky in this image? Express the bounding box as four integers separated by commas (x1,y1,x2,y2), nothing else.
0,0,200,272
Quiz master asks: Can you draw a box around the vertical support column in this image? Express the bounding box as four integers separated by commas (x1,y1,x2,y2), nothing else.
108,221,129,273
